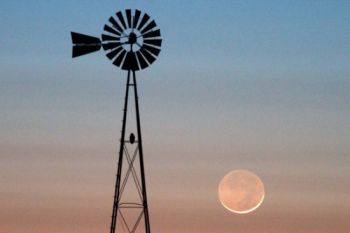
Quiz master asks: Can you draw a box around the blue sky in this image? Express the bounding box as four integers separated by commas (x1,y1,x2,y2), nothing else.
1,1,350,233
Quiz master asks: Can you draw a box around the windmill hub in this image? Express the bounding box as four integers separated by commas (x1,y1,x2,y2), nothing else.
128,32,137,44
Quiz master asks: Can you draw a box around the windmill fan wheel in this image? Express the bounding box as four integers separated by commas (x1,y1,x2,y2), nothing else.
102,9,162,71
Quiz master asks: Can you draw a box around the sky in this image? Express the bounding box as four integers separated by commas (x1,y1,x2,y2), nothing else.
1,1,350,233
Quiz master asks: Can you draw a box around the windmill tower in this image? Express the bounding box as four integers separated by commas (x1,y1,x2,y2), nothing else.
71,9,162,233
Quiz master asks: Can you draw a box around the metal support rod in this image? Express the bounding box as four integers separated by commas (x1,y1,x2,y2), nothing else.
110,70,131,233
132,70,151,233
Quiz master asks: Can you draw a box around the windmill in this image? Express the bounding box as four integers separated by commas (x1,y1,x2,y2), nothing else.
71,9,162,233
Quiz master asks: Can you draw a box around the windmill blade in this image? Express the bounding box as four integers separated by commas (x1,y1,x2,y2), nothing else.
140,20,156,34
113,49,127,67
126,9,132,28
142,29,161,39
109,17,123,33
136,51,149,69
71,32,101,45
102,34,120,41
140,47,156,64
116,11,127,29
133,10,141,29
143,44,161,56
72,45,101,58
106,46,123,60
104,24,121,36
143,39,162,47
122,52,139,70
102,42,122,50
137,13,150,31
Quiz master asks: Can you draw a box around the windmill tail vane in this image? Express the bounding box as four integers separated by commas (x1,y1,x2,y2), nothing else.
71,32,101,58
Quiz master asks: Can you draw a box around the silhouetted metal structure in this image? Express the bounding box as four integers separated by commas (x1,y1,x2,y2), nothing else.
71,9,162,233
